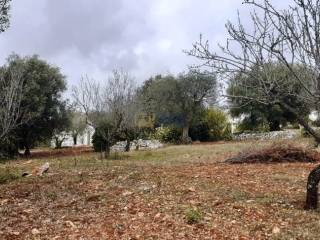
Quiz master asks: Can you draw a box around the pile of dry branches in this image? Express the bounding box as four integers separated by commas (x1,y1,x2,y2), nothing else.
225,144,320,164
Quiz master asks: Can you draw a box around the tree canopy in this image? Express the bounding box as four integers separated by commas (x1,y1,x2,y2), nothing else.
227,63,313,131
7,55,68,155
139,71,217,142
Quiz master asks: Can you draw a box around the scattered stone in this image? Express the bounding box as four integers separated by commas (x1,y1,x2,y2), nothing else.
233,129,300,141
272,226,281,234
65,221,76,228
188,187,196,192
37,162,50,176
111,139,163,152
31,228,40,235
122,191,133,196
0,199,9,205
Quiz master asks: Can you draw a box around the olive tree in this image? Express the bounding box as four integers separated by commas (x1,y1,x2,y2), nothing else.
139,72,216,143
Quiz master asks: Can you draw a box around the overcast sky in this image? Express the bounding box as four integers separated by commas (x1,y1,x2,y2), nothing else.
0,0,289,89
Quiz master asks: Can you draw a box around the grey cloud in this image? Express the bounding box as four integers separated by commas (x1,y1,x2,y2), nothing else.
0,0,291,87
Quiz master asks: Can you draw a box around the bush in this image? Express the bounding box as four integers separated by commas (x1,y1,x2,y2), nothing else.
0,138,18,160
235,118,270,133
153,126,182,143
92,121,116,152
190,108,232,141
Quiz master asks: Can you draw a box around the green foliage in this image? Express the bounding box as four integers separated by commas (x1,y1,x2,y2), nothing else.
190,108,232,141
236,118,270,133
153,126,182,143
92,121,117,153
227,63,312,132
0,167,20,184
185,208,202,224
4,54,68,155
138,72,217,141
0,137,18,160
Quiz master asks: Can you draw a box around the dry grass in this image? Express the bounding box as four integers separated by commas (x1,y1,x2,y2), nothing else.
1,139,320,239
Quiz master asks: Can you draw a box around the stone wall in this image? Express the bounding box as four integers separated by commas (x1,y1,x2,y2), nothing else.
233,129,300,141
111,139,164,152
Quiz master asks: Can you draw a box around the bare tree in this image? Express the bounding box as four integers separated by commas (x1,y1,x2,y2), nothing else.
104,70,137,151
0,65,24,141
187,0,320,210
72,70,138,156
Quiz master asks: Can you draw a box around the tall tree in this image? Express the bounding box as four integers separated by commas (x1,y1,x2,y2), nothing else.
7,55,68,156
227,63,313,131
139,71,216,143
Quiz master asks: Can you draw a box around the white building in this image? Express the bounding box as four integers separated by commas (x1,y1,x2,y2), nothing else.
51,125,95,148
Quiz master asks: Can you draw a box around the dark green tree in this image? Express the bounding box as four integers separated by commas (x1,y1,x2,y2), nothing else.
227,63,313,132
6,55,68,155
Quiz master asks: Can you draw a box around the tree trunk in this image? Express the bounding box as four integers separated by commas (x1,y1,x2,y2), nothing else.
24,145,31,157
269,120,281,131
73,135,77,145
125,138,130,152
305,165,320,210
105,142,110,159
181,124,192,144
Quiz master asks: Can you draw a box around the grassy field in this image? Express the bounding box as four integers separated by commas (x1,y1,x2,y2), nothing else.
1,140,320,239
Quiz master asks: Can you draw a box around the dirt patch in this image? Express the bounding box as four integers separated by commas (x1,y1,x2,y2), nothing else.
225,143,320,164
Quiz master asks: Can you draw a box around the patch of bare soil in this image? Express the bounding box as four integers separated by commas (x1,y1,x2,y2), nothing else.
225,143,320,164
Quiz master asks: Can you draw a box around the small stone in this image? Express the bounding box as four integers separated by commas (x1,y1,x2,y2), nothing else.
137,212,144,218
122,191,133,196
272,226,281,234
32,228,40,235
188,187,196,192
65,221,76,228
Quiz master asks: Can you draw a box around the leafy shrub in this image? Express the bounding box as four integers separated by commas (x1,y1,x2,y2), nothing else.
185,208,202,224
190,108,232,141
92,121,116,152
153,126,182,143
0,138,18,160
236,118,270,133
